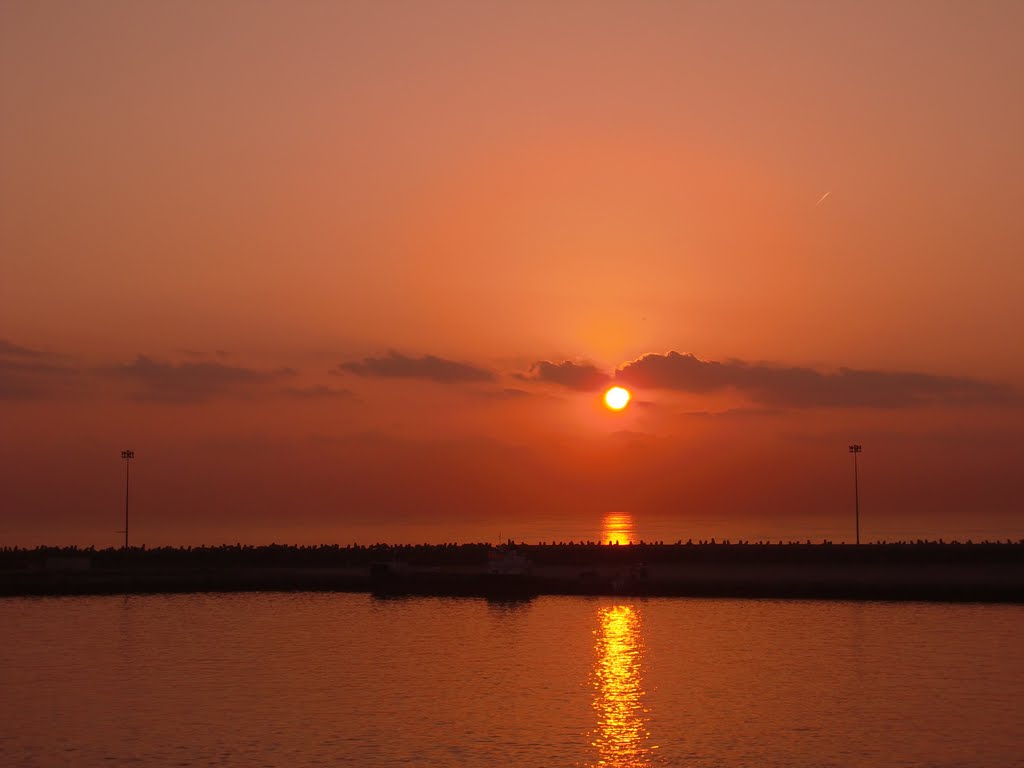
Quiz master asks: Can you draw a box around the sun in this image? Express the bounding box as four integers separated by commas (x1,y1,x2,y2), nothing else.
604,386,631,411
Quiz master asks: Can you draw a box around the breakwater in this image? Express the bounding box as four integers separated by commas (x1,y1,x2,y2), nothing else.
2,542,1023,602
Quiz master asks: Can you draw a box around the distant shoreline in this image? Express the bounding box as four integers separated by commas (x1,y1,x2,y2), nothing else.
3,542,1023,602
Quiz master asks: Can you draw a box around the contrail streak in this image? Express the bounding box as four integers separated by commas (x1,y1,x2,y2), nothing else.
816,191,831,206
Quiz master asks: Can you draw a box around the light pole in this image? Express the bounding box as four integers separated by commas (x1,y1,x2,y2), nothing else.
121,450,134,549
848,444,862,545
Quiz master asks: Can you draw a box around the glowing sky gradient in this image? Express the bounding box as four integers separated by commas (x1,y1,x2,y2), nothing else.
2,2,1022,545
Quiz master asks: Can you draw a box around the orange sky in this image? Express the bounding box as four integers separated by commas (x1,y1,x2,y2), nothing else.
2,2,1022,545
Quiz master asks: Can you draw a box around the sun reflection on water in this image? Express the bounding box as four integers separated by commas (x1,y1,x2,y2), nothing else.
590,604,656,767
601,512,636,546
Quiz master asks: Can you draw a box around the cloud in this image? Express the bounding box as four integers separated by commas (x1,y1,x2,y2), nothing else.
0,339,45,358
0,341,78,400
334,350,494,383
616,351,1018,408
516,360,611,391
100,355,291,403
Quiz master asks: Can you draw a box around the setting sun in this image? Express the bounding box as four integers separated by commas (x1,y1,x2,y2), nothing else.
604,386,631,411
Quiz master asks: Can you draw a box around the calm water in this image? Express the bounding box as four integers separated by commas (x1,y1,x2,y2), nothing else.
2,594,1022,767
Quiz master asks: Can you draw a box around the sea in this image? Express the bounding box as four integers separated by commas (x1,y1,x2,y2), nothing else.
2,592,1022,767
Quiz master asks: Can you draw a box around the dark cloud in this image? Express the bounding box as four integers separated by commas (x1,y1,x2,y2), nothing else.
280,385,356,400
0,339,45,358
100,356,289,403
616,351,1018,408
334,350,494,383
0,358,71,376
0,341,77,399
516,360,611,391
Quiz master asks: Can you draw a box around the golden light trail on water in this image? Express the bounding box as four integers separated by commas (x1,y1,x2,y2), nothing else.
590,604,656,767
601,512,636,546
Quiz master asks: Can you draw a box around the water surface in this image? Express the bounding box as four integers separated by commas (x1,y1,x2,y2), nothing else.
2,594,1021,766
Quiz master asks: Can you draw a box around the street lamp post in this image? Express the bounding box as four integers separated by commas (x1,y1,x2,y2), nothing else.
121,450,135,549
848,444,862,545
